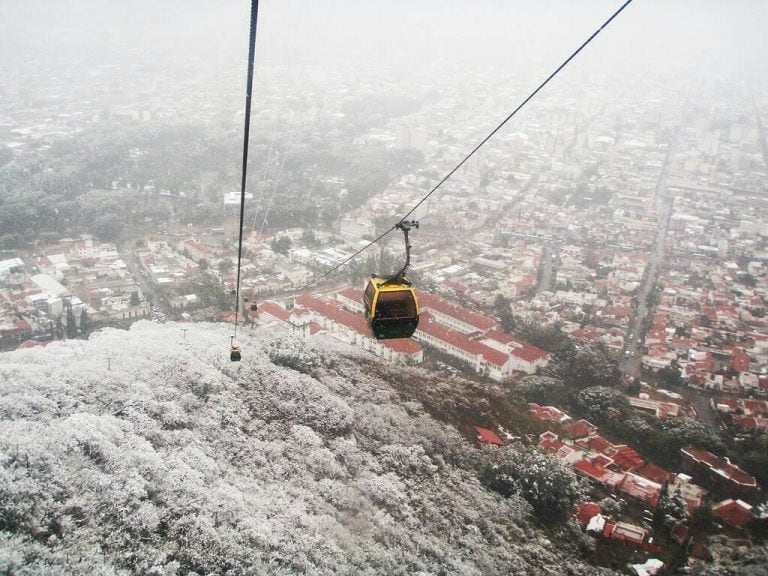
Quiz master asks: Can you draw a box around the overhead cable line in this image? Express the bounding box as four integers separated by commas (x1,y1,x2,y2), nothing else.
399,0,635,222
298,0,635,293
232,0,260,341
257,131,297,237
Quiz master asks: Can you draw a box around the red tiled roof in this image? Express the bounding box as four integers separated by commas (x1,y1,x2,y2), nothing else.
293,295,423,355
573,458,612,483
742,399,768,416
510,342,549,363
475,427,504,446
682,447,757,489
715,397,739,410
731,415,768,432
483,329,520,345
296,295,374,338
571,328,601,342
588,435,614,454
607,522,647,546
416,291,497,332
728,347,751,372
529,404,571,423
601,305,631,319
563,419,597,440
258,301,292,323
609,445,645,471
637,463,671,484
590,454,613,468
540,435,565,453
602,521,615,539
712,499,754,528
336,286,362,302
383,337,422,355
619,473,661,507
416,314,508,366
577,502,601,526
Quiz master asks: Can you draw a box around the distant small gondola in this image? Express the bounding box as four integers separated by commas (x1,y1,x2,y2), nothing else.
363,220,420,339
229,336,241,362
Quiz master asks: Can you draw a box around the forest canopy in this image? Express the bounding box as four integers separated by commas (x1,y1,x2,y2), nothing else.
0,322,621,575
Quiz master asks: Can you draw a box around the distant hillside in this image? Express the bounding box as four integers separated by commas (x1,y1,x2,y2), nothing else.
0,321,617,575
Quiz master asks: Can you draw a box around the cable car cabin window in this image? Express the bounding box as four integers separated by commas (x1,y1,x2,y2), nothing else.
375,290,417,320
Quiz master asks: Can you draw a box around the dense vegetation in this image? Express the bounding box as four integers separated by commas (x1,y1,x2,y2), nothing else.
0,322,621,575
0,108,424,249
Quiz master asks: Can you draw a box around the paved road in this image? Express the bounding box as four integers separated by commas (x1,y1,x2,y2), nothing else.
118,241,174,317
537,242,557,294
620,145,674,378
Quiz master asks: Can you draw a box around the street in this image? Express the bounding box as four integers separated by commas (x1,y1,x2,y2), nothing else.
118,240,174,318
620,144,674,379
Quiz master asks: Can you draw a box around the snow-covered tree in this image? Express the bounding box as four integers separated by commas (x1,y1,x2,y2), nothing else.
576,386,630,426
654,481,687,530
481,443,587,522
512,375,569,407
688,537,768,576
0,321,620,575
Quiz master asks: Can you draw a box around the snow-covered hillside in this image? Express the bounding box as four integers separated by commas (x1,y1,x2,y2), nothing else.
0,321,616,575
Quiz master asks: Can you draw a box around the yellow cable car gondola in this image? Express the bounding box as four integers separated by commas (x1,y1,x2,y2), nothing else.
364,220,420,339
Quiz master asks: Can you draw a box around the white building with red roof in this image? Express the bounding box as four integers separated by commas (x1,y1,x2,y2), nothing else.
481,329,550,374
529,403,572,424
680,447,758,497
277,285,548,379
335,286,365,313
414,313,510,379
475,427,504,447
619,473,662,508
258,297,423,364
416,290,497,335
69,237,118,260
711,499,754,528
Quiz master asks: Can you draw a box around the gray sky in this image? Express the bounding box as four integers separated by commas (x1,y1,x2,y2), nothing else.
2,1,766,72
1,0,767,118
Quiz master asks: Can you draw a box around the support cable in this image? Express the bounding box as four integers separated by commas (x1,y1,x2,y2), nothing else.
298,0,634,293
233,0,260,341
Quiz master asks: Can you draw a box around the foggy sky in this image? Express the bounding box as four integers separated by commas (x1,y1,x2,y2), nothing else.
2,1,767,76
1,0,767,130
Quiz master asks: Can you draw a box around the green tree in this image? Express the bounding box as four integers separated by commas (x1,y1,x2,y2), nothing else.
494,294,516,333
513,375,569,407
654,481,687,531
66,304,77,339
565,342,620,390
129,291,140,306
271,236,292,255
217,259,231,274
657,365,683,388
79,308,89,337
576,386,630,428
301,228,317,246
518,321,576,360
